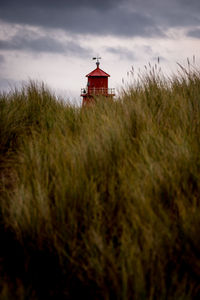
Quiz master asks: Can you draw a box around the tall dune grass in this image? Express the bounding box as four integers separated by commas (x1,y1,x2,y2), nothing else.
1,64,200,299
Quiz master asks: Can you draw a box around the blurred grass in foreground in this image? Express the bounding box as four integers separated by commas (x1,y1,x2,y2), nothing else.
1,62,200,299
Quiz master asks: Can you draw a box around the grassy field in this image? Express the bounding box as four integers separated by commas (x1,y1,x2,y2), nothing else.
1,63,200,299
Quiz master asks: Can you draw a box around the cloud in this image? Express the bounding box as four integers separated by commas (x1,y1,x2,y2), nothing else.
124,0,200,28
0,0,199,38
0,54,5,63
106,47,136,60
0,28,91,56
0,0,123,11
187,28,200,38
0,0,165,37
1,0,199,38
0,78,22,92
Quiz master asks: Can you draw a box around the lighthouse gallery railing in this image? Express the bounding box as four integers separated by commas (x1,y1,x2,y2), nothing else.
81,87,115,96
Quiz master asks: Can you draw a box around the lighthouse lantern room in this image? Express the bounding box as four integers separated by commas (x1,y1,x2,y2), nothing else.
81,57,115,105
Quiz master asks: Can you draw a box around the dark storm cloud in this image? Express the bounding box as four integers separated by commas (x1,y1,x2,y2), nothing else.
0,0,200,37
0,0,162,37
0,0,123,11
0,36,65,53
134,0,200,27
0,29,91,56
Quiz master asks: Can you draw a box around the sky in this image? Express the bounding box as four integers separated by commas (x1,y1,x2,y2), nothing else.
0,0,200,103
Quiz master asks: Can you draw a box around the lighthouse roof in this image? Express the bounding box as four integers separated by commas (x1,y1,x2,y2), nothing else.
86,66,110,77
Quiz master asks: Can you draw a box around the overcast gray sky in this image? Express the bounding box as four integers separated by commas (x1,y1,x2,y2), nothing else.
0,0,200,102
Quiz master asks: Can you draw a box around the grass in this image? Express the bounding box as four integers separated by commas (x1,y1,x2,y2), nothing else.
1,63,200,299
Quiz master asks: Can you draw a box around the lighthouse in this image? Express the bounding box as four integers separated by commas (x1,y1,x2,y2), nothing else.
81,57,115,106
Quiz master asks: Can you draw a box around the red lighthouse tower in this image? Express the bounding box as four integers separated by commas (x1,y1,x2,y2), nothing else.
81,57,115,106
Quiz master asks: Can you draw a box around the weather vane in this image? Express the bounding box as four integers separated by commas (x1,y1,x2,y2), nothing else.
93,56,101,67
